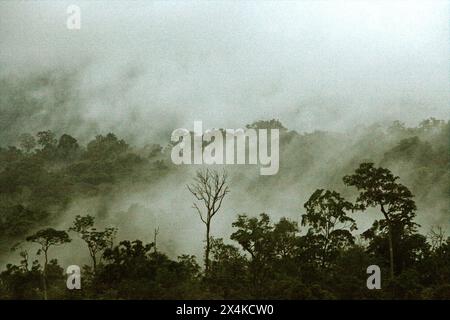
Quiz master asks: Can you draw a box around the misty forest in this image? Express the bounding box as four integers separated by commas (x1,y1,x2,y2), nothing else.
0,0,449,302
0,117,448,300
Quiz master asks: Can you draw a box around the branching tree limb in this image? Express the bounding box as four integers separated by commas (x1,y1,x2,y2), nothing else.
187,169,229,274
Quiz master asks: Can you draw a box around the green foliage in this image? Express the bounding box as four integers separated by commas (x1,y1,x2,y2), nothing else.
207,238,248,298
302,189,356,267
86,133,128,161
57,134,79,160
230,214,302,298
26,228,71,251
0,119,448,299
69,215,117,272
18,133,36,153
344,163,419,278
343,163,417,225
0,130,152,248
89,240,202,299
246,119,287,131
36,130,57,150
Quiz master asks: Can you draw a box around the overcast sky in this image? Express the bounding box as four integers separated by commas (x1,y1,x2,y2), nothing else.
0,1,448,139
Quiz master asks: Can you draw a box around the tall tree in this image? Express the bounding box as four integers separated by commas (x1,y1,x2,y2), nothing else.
187,169,229,275
343,163,417,279
69,215,117,273
230,213,275,297
208,238,247,298
302,189,356,268
272,217,299,260
26,228,71,299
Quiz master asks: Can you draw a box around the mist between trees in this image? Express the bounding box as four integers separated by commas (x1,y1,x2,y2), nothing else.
0,118,448,299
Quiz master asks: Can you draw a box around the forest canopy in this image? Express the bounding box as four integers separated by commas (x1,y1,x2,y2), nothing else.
0,118,448,299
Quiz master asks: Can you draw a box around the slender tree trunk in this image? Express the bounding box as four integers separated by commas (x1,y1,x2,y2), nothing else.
381,206,395,281
387,226,394,280
92,253,97,274
205,219,211,274
153,227,159,253
43,249,48,300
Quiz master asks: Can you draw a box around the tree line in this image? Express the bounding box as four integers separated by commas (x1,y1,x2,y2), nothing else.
0,118,448,299
0,164,449,299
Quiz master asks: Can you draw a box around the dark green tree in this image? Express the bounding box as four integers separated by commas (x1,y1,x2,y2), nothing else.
18,133,36,153
36,130,57,149
69,215,117,273
302,189,356,268
26,228,71,299
231,213,275,297
57,134,79,160
208,238,248,298
86,133,128,160
272,217,299,260
343,163,417,279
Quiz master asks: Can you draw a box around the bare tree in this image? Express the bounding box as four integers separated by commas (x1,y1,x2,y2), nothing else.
187,169,230,274
428,225,446,251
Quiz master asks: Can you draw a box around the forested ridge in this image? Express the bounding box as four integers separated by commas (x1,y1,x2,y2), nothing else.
0,118,448,299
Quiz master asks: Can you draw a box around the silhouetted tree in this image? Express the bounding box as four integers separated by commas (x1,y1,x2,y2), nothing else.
69,215,117,273
343,163,417,279
26,228,71,299
187,169,229,275
302,189,356,268
208,238,248,298
273,217,299,260
428,226,446,250
231,213,275,297
57,134,79,160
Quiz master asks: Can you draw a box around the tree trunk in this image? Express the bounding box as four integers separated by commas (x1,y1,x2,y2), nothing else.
43,249,48,300
387,226,395,280
92,254,97,274
205,219,211,275
381,206,395,281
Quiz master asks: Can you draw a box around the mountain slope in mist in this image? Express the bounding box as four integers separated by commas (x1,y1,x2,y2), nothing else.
0,117,448,263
